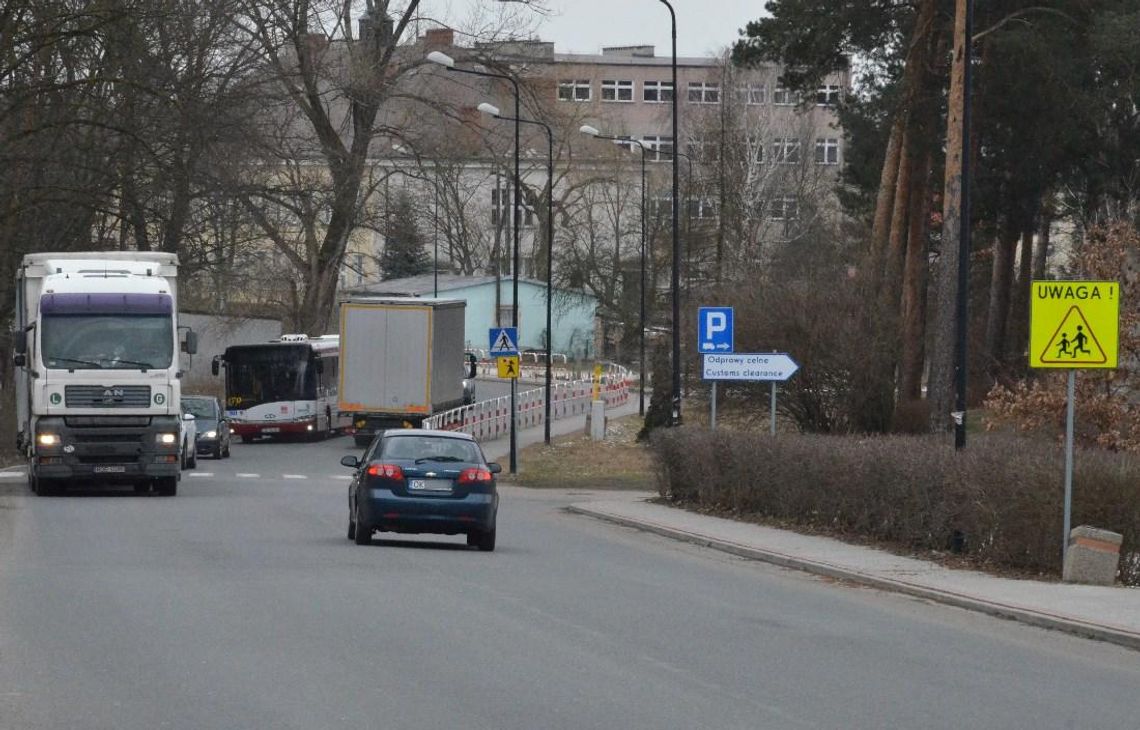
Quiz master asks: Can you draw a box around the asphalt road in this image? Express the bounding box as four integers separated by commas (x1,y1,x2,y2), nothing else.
1,435,1138,730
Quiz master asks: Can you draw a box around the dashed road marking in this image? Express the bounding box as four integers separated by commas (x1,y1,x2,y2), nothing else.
236,473,260,478
0,471,26,480
283,474,307,480
188,473,213,478
331,475,352,480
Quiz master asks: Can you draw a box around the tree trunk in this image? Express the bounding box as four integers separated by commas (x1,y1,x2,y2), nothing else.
1008,226,1035,362
927,0,969,432
1033,205,1052,280
898,154,932,401
882,129,912,302
984,224,1017,371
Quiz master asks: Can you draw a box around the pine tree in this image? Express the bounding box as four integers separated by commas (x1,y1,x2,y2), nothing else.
380,191,432,280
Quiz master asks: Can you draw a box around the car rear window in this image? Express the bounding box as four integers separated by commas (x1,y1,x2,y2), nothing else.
381,436,482,463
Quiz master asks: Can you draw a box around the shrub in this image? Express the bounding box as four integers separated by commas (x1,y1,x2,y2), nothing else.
652,427,1140,584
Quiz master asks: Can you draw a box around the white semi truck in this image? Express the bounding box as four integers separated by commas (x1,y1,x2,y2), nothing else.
338,297,474,447
12,252,197,496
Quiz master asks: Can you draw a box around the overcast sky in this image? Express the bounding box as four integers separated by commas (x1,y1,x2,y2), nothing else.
420,1,762,58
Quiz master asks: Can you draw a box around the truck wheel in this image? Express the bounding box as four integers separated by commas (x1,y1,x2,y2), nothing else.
240,435,252,444
155,477,177,496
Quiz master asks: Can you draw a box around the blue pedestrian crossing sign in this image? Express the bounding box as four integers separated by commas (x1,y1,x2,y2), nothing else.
698,307,733,353
489,327,519,356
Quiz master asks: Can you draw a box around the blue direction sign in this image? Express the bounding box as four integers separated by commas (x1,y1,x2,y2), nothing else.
489,327,519,355
698,307,734,353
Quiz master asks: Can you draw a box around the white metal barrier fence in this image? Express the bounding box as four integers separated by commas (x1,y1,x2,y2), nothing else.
424,376,632,441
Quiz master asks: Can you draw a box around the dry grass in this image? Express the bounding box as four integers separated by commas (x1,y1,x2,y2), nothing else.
505,415,656,490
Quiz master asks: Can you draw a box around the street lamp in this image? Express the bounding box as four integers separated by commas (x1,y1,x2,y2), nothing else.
581,124,650,417
662,148,694,392
656,0,682,426
428,50,522,473
480,102,557,445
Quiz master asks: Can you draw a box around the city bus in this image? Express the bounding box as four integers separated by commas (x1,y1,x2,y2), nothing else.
212,334,351,441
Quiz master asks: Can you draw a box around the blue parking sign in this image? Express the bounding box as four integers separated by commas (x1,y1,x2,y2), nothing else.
698,307,733,353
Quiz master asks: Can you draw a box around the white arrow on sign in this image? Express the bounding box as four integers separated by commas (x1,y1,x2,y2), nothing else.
702,353,799,382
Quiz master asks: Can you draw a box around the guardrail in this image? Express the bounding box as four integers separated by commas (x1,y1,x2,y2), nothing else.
424,376,632,441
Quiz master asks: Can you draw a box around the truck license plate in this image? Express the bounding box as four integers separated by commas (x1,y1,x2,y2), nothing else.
94,465,127,474
262,427,280,434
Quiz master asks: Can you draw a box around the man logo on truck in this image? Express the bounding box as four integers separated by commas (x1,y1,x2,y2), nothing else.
103,388,125,401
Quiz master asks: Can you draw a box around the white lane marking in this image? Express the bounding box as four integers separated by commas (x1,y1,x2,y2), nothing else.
331,475,352,481
282,474,307,480
0,471,26,479
236,473,260,478
188,473,214,478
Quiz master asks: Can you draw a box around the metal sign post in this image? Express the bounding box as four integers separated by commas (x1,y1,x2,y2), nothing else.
1063,370,1076,564
710,381,717,430
770,382,777,436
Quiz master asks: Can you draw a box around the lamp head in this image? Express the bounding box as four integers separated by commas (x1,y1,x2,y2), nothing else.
477,102,501,117
426,51,455,68
579,125,600,137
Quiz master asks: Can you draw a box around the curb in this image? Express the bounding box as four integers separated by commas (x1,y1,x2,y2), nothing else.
567,503,1140,652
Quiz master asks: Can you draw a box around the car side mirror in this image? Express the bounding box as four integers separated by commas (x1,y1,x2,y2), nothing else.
340,455,361,469
211,357,221,376
466,353,478,379
487,462,502,474
13,353,26,367
13,332,26,355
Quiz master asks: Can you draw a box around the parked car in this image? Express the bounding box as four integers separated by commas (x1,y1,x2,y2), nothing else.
178,410,197,470
341,429,501,550
182,395,231,459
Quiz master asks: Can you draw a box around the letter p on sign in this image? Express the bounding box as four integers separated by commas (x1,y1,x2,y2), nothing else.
698,306,734,353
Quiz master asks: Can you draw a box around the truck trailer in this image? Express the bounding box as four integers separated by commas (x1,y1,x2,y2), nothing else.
12,252,197,496
338,297,474,447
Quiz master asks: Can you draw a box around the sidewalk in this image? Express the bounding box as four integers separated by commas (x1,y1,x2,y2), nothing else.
567,497,1140,651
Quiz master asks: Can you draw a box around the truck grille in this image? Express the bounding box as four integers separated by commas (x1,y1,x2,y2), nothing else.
64,385,152,408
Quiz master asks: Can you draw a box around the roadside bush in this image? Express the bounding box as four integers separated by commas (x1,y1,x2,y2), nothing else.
652,427,1140,584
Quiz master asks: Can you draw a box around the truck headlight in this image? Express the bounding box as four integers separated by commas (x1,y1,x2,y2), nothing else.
37,433,60,447
157,433,177,445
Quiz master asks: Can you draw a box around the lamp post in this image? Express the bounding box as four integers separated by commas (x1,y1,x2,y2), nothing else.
662,148,694,391
656,0,681,426
428,50,521,473
581,125,650,417
480,102,556,445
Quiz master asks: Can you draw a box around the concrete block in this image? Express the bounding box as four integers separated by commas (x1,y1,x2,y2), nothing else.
588,400,606,440
1063,525,1122,585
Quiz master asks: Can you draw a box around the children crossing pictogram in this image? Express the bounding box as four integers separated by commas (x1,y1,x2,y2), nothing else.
1029,280,1118,369
1039,307,1107,365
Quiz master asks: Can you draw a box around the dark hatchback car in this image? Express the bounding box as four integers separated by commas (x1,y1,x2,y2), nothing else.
341,430,500,551
181,395,231,459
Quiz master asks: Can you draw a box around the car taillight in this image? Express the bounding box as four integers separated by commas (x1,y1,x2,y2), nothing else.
367,463,404,479
458,467,492,484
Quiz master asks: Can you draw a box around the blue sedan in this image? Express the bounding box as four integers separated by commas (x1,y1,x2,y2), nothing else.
341,430,501,551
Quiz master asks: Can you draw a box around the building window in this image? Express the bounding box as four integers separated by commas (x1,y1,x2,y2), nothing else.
601,79,633,102
815,138,840,165
687,82,720,104
687,138,719,162
737,84,766,105
769,197,798,220
558,80,591,102
817,84,842,106
773,83,797,106
497,304,517,327
686,199,718,220
643,80,674,103
491,187,534,226
354,253,364,285
747,137,764,164
772,138,800,164
641,135,674,162
648,194,673,218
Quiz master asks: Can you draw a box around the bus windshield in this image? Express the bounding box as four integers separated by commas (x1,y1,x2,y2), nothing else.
42,314,173,370
224,346,315,409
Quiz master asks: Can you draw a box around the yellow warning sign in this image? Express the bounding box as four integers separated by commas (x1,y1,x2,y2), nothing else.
496,355,520,379
1029,280,1119,368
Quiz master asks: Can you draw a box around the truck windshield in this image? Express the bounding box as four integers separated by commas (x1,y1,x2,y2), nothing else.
41,314,173,370
224,347,315,409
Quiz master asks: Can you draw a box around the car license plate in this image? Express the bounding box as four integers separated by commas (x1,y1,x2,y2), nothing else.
409,478,452,492
262,427,280,434
94,465,127,474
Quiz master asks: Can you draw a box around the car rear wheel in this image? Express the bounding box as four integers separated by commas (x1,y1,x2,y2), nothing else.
352,505,371,545
346,508,357,540
469,526,496,552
